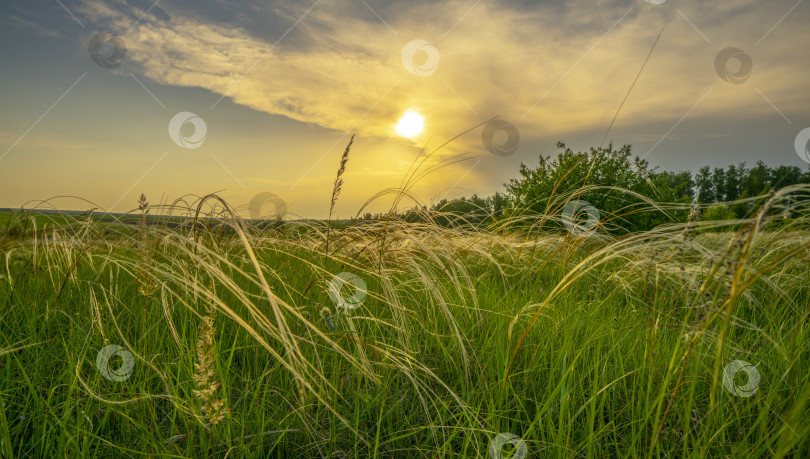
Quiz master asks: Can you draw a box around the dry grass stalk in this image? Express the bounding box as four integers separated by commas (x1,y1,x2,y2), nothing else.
137,194,154,295
325,134,355,258
330,134,354,220
192,302,228,427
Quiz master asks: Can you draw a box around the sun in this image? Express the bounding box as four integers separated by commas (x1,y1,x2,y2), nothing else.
396,111,424,138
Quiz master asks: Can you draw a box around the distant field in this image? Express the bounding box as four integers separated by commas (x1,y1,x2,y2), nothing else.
1,197,809,457
0,209,93,228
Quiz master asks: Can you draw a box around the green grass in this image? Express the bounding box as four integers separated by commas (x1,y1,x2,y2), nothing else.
1,189,809,458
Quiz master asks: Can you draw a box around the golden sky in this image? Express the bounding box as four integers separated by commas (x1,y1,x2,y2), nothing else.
1,0,809,218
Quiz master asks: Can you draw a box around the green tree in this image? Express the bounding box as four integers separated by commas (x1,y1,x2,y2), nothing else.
492,192,508,218
741,161,771,197
654,170,694,202
770,165,804,189
712,168,726,202
695,166,715,203
724,164,742,202
702,203,737,221
431,194,491,227
504,142,685,233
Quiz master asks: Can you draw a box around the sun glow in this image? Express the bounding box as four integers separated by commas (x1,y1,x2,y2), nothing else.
396,111,424,138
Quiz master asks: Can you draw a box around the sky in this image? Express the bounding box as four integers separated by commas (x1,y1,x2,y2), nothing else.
1,0,809,219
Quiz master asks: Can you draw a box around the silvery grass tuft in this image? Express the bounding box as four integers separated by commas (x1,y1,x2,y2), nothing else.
2,171,809,456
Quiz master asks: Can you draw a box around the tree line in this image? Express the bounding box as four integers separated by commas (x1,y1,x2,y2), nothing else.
363,142,810,232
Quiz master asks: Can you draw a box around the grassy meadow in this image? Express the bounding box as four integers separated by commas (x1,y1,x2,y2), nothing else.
1,185,809,458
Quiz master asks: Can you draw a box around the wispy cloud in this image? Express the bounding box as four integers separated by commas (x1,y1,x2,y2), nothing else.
1,8,65,38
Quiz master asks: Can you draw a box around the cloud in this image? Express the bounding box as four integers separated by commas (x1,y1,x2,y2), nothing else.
75,0,809,153
1,2,65,38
